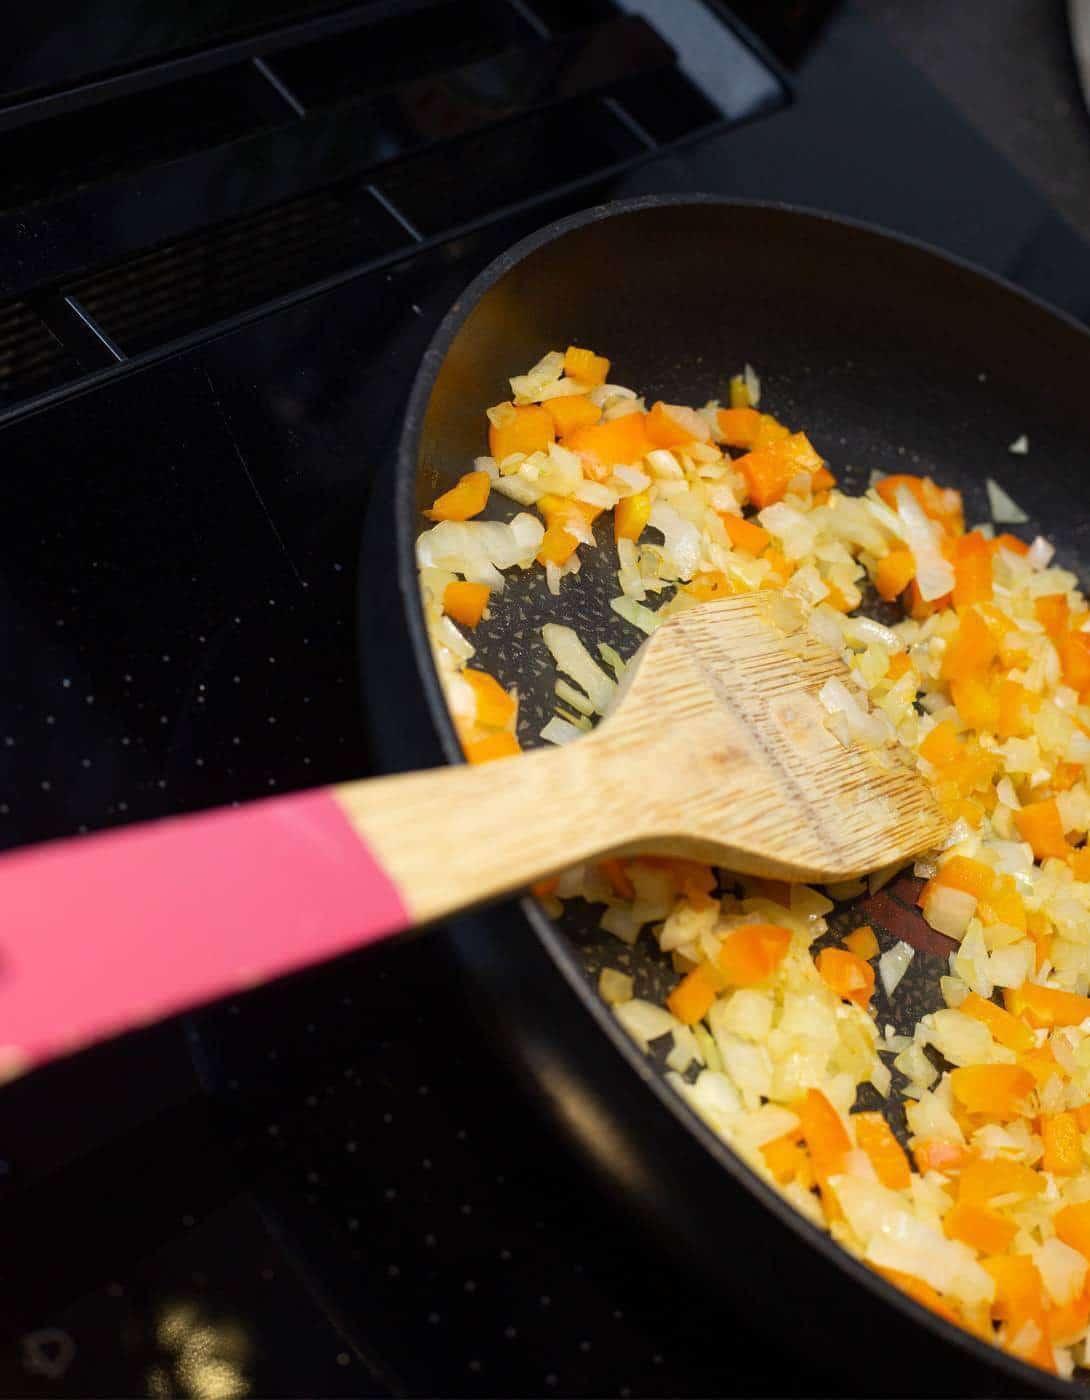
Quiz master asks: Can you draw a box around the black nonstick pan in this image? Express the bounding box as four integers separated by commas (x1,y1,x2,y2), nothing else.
361,195,1090,1396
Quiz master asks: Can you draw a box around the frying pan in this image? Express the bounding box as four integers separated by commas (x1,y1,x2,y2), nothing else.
361,195,1090,1396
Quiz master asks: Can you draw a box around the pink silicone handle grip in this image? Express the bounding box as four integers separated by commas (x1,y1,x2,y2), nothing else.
0,790,409,1076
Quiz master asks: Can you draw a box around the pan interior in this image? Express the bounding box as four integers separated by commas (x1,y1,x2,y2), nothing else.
404,200,1090,1383
414,199,1090,1036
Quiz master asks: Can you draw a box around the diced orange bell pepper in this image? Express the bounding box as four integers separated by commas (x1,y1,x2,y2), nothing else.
959,991,1035,1053
886,652,914,681
1060,631,1090,693
667,961,722,1025
563,345,610,385
735,448,796,509
982,1256,1055,1371
798,1089,851,1208
717,406,762,447
902,578,952,620
544,393,601,436
944,1200,1017,1254
997,679,1035,739
538,494,601,533
844,924,879,960
645,401,703,449
1026,911,1053,971
877,1268,963,1328
994,532,1030,557
976,601,1021,655
977,873,1026,931
1052,761,1083,792
815,947,875,1008
949,1064,1035,1121
720,512,771,555
983,1255,1044,1320
673,860,717,901
564,413,651,479
1034,593,1069,638
854,1112,911,1189
488,404,555,463
614,489,651,542
1021,1044,1063,1088
635,857,716,901
443,580,490,629
761,1130,807,1184
1005,982,1090,1029
761,547,794,584
941,608,998,683
949,676,1000,732
919,719,962,766
463,668,516,729
1014,798,1069,861
717,923,791,986
1047,1291,1090,1347
752,415,791,449
426,469,491,522
1056,1201,1090,1261
599,858,634,900
463,730,521,764
823,580,852,612
1070,845,1090,882
1042,1111,1082,1175
958,1157,1043,1206
876,473,926,514
536,494,602,567
874,548,916,602
913,1138,972,1175
775,431,822,471
537,525,580,568
685,571,734,602
931,855,996,900
952,532,994,607
811,464,837,491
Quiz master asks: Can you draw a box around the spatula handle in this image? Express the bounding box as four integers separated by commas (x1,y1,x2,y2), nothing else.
0,736,619,1075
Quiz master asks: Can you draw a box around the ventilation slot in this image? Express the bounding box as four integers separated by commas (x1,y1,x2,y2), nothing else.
0,0,788,420
69,188,406,355
0,303,77,406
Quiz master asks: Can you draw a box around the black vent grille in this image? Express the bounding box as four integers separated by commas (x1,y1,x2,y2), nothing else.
0,302,76,403
70,185,406,355
0,0,787,420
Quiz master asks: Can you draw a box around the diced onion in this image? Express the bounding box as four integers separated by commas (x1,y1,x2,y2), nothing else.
610,594,662,634
541,623,616,714
986,477,1029,523
895,485,955,600
921,884,977,939
648,501,702,580
598,968,634,1005
878,942,914,998
614,998,680,1049
1028,535,1056,570
540,716,584,746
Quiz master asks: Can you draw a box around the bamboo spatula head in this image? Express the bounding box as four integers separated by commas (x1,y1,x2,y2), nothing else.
600,591,949,883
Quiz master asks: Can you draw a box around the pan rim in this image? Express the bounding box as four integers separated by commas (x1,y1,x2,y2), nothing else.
394,192,1089,1394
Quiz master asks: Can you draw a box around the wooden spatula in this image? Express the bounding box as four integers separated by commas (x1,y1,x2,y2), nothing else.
0,592,946,1078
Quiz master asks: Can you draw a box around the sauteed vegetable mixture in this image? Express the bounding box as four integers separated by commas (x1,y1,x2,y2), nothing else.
416,346,1090,1377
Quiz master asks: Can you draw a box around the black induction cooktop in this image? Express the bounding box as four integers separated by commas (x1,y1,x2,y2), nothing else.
3,3,1090,1396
